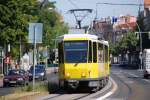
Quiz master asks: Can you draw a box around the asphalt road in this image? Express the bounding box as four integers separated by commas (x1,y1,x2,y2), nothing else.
107,64,150,100
42,65,150,100
1,66,150,100
0,86,13,96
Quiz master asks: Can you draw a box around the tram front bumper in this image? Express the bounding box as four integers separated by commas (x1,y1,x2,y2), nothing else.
65,78,101,87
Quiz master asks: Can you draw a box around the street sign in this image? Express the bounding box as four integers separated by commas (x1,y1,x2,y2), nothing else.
4,57,10,64
28,23,43,43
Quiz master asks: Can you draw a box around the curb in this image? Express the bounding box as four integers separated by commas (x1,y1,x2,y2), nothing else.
96,77,118,100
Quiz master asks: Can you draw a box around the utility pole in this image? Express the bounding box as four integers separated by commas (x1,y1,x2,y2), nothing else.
29,23,43,91
20,36,22,67
0,47,3,75
7,44,10,74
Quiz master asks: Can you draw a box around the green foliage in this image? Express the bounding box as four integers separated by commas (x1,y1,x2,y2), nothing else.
0,0,38,59
37,4,68,48
110,32,138,56
0,0,68,60
109,42,119,56
15,82,48,92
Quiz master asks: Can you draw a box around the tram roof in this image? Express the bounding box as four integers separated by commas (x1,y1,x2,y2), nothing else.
57,34,109,46
58,34,98,41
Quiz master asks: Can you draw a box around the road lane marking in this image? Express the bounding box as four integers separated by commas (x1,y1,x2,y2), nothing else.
143,79,150,83
124,80,134,84
105,98,124,100
96,77,118,100
127,73,139,78
124,71,150,84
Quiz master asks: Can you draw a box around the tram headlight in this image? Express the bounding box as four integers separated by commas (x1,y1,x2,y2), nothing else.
66,73,70,77
81,72,86,77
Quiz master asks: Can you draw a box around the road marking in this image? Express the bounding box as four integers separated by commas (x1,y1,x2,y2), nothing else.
96,77,118,100
143,79,150,83
125,71,150,83
124,80,134,84
105,98,124,100
128,73,138,78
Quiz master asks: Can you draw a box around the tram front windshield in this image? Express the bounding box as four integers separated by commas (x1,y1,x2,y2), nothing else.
64,41,88,63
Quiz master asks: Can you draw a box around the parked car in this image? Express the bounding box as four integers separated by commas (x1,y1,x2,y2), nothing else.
3,69,29,87
29,64,46,81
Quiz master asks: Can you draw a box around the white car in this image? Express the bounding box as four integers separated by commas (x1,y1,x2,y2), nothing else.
143,49,150,78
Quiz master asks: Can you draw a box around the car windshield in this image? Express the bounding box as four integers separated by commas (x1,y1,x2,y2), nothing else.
64,41,88,63
8,70,25,75
30,65,45,71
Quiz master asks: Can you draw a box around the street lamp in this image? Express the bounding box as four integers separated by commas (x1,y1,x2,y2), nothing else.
135,22,143,70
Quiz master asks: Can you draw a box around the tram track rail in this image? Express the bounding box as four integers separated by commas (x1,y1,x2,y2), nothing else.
111,73,132,100
41,77,116,100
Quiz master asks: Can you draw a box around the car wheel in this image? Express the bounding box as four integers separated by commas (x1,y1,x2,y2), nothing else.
26,81,29,86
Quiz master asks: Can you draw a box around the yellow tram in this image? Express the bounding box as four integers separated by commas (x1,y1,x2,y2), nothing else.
58,34,110,91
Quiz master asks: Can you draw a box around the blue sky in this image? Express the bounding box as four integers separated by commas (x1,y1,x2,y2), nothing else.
51,0,144,27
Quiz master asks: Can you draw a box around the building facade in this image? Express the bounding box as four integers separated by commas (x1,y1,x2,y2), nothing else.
93,17,113,41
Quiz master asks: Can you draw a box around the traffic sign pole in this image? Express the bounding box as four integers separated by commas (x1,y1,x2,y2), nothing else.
28,23,43,91
33,25,36,91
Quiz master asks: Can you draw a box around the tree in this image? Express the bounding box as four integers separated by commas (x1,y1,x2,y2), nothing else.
0,0,38,59
37,1,68,48
120,32,138,53
0,0,68,60
110,32,138,56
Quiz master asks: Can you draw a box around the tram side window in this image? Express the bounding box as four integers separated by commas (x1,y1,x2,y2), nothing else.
88,41,92,63
93,42,97,63
58,42,64,63
98,43,103,63
105,46,108,62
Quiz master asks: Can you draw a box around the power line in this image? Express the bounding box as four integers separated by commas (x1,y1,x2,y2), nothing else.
95,2,145,19
96,2,146,6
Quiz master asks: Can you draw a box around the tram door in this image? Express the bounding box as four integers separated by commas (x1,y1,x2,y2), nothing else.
98,43,104,77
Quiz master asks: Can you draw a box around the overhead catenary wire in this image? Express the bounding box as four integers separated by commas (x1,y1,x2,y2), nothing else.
95,2,145,19
96,2,147,6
